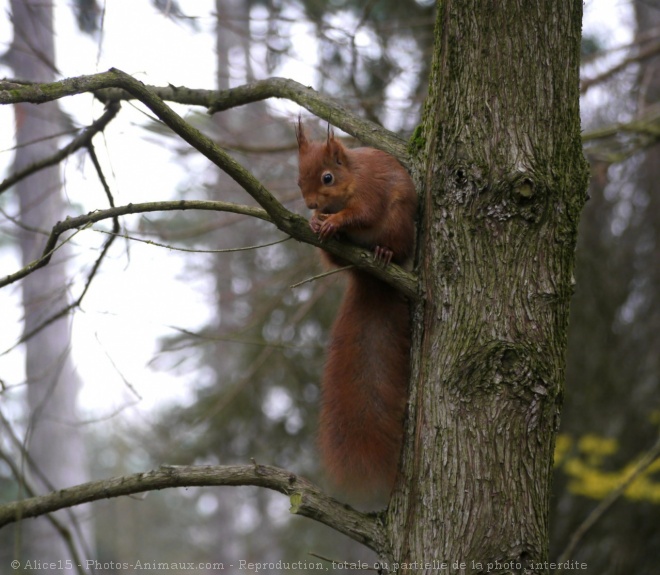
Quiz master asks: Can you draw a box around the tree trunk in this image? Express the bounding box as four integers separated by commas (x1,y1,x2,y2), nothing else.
388,2,588,572
8,0,92,568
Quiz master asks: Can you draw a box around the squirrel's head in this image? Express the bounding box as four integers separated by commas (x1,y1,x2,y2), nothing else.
296,118,352,213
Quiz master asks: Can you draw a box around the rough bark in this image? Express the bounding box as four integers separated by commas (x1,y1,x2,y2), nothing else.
388,2,588,573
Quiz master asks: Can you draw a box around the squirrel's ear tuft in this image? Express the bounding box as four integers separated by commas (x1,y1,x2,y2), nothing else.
327,135,348,166
295,114,308,150
326,123,334,143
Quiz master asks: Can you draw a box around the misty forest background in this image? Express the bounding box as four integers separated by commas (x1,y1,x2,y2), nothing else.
0,1,658,574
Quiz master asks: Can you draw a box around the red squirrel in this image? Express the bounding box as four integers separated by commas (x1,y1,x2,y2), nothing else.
295,119,417,501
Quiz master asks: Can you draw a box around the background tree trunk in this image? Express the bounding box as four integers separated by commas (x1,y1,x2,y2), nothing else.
7,0,93,568
389,1,588,571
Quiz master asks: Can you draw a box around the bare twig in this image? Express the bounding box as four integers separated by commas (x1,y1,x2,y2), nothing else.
94,229,291,254
0,101,120,197
0,463,387,555
290,264,354,289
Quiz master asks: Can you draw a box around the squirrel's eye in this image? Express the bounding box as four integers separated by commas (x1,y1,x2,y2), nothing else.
322,172,334,185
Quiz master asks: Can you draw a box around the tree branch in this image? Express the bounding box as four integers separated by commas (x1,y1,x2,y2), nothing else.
581,106,660,162
203,77,409,163
0,72,409,164
0,463,387,555
1,202,419,299
100,68,416,297
0,69,419,298
0,200,267,290
580,39,660,94
97,77,408,164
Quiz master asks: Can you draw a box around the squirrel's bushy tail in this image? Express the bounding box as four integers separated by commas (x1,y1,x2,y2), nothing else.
318,270,411,500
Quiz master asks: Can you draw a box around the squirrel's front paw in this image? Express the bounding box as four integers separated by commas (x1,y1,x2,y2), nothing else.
374,246,394,266
318,216,340,240
310,216,322,234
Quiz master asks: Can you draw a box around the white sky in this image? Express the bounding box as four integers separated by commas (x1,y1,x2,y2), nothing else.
0,1,635,422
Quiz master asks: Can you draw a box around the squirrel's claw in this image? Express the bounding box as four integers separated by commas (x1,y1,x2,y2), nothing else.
318,218,339,241
310,216,322,234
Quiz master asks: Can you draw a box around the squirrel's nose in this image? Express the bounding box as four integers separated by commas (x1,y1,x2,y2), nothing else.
307,201,318,210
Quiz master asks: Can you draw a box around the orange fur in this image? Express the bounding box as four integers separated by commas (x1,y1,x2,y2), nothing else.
296,120,417,501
